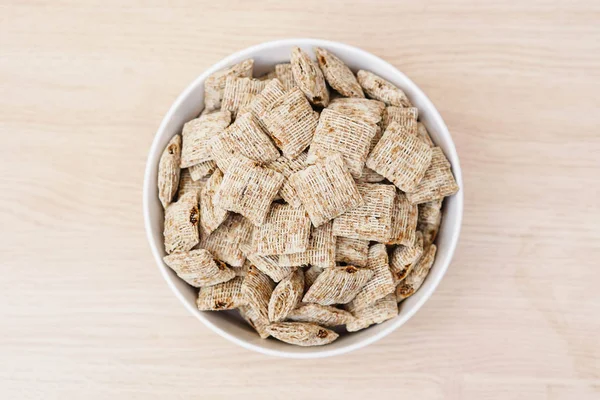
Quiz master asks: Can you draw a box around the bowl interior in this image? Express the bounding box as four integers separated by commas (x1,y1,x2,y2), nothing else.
143,39,463,358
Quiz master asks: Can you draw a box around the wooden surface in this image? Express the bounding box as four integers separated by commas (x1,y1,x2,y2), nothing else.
1,1,599,398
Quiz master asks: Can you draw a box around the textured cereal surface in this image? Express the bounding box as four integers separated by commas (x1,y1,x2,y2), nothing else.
390,232,424,284
302,265,374,305
290,47,329,107
396,244,437,301
180,110,231,167
287,303,355,327
200,214,253,267
199,169,229,235
196,276,245,311
266,322,338,346
241,265,274,321
406,147,459,204
387,191,418,246
268,269,304,322
163,192,199,254
252,203,311,255
357,70,412,107
315,47,364,98
158,135,181,209
346,294,398,332
335,237,369,267
278,221,336,268
204,59,254,111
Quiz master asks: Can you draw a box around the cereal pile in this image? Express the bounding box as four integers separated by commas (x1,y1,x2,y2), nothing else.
157,47,459,346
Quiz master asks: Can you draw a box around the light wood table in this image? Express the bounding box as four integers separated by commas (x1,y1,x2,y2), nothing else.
1,1,599,398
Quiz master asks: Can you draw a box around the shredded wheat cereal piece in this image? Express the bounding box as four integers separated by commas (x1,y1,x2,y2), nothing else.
261,87,318,159
275,63,296,91
238,304,270,339
346,294,398,332
163,192,199,254
288,303,354,327
381,106,418,132
268,269,304,322
181,110,231,167
279,222,336,268
196,276,245,311
290,47,329,106
335,237,369,267
302,265,373,305
289,154,363,227
189,160,217,181
252,203,311,255
357,70,412,107
204,59,254,111
387,191,418,246
240,244,296,282
216,156,284,226
366,121,433,192
158,135,181,208
266,322,338,346
222,77,270,117
304,266,323,291
418,199,443,248
233,261,249,277
346,244,395,312
200,214,253,267
396,244,437,301
357,125,386,183
390,232,424,284
249,79,286,130
332,183,395,242
199,169,229,234
177,168,205,200
417,122,435,147
163,249,235,287
257,70,277,81
241,265,275,321
328,98,385,125
315,47,364,98
265,153,308,208
405,147,459,204
308,108,378,179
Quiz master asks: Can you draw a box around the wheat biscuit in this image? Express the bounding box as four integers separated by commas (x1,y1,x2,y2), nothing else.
287,303,354,327
239,244,296,283
346,294,398,332
328,97,385,125
265,152,308,207
275,63,296,91
303,265,373,305
266,322,338,346
163,249,235,287
177,168,205,200
196,276,245,311
315,47,363,98
268,269,304,322
238,304,270,339
335,237,369,267
181,110,231,167
304,266,323,291
406,147,459,204
390,232,424,284
222,77,270,118
204,59,254,111
279,221,336,268
188,160,217,181
199,169,229,234
164,192,199,254
252,203,311,255
249,79,286,130
290,47,329,106
417,122,435,147
387,191,418,246
241,265,275,321
158,135,181,209
200,214,253,267
381,106,418,132
396,244,437,301
357,70,412,107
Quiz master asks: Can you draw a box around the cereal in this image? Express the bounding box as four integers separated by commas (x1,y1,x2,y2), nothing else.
268,269,304,322
163,192,199,254
200,214,253,267
249,79,286,130
387,191,418,246
278,222,336,268
302,265,374,305
275,63,296,91
315,47,364,98
238,304,270,339
177,168,205,200
251,203,311,255
390,232,424,284
188,160,217,181
405,147,459,204
328,97,385,125
417,122,435,147
332,183,396,242
381,106,418,132
204,59,254,111
346,294,398,332
357,70,412,107
240,243,296,282
366,121,433,192
287,303,355,327
199,169,229,234
290,47,329,106
163,249,235,287
265,153,308,208
180,110,231,168
396,244,437,301
241,265,274,321
290,154,363,227
222,77,269,117
196,276,245,311
266,322,338,346
216,156,284,226
158,134,181,209
308,108,378,178
346,244,395,313
335,237,369,267
304,265,323,291
418,199,443,248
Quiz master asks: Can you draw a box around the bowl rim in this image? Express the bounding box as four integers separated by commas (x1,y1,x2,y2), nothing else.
143,38,463,359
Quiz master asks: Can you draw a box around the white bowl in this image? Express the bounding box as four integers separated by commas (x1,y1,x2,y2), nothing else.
143,39,463,358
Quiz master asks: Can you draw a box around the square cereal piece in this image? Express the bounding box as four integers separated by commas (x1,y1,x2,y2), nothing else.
279,221,336,268
275,63,296,91
177,168,206,199
199,169,229,234
204,59,254,111
390,232,424,284
196,276,245,311
249,79,286,130
266,322,338,346
357,70,412,107
366,121,433,192
252,203,311,256
216,156,284,226
346,294,398,332
209,113,280,171
328,97,385,125
222,77,269,118
290,47,329,107
302,265,373,305
240,243,297,282
200,214,253,267
241,265,274,321
238,304,270,339
396,244,437,301
158,135,181,209
335,237,369,267
332,183,396,242
189,160,217,181
417,122,435,147
262,87,319,159
308,108,378,178
268,269,304,322
180,110,231,167
315,47,364,98
163,249,235,288
381,106,418,132
406,147,459,204
163,192,199,254
387,191,418,246
346,244,395,313
289,154,363,227
266,152,308,208
418,199,443,248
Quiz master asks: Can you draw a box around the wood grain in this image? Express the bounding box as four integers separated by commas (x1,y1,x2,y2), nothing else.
1,1,599,398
